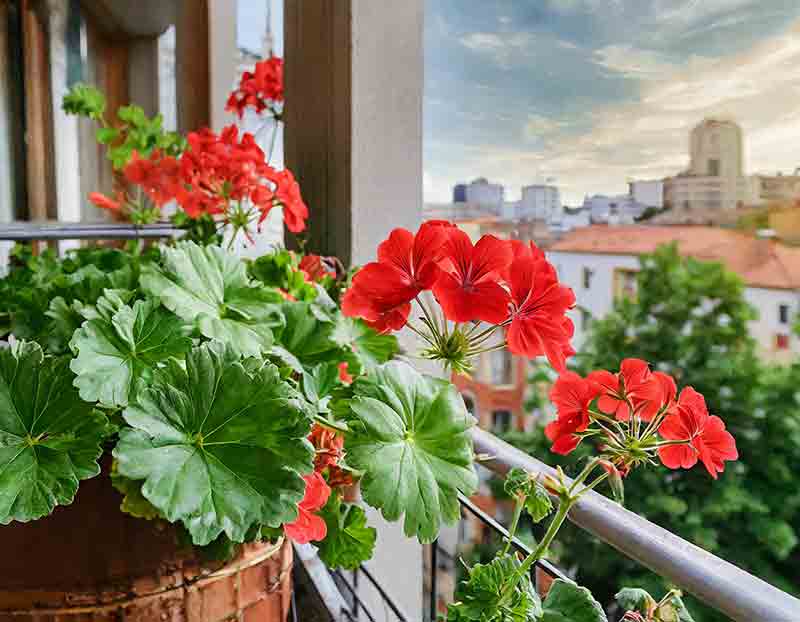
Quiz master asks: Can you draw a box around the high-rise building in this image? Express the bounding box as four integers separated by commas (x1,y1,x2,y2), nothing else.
516,184,562,221
463,177,504,211
664,119,756,211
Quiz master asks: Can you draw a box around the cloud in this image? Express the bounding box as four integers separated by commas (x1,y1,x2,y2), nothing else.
458,31,534,68
429,18,800,204
592,45,677,79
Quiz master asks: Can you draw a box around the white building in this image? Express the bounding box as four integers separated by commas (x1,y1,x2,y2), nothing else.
452,178,504,214
548,225,800,363
629,179,663,209
583,194,646,224
514,184,561,221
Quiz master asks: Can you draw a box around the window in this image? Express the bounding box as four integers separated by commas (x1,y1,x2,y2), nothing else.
489,349,514,386
582,267,593,289
614,268,638,301
708,159,720,176
779,304,790,325
581,309,592,331
775,334,790,350
491,410,511,434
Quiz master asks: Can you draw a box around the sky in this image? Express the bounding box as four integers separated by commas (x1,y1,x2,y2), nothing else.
424,0,800,205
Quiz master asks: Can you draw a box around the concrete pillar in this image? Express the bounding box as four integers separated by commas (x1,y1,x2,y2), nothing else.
285,0,425,616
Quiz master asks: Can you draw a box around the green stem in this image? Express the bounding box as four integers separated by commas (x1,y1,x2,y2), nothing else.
498,496,574,606
501,496,525,557
312,414,349,434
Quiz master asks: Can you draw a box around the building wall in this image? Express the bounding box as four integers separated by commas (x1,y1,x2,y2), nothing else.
519,184,561,221
663,175,757,211
548,251,640,349
549,250,799,361
744,287,800,362
629,180,663,208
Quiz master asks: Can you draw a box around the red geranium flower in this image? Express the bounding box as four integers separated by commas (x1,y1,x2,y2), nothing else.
123,150,182,207
299,254,336,282
89,192,122,212
589,358,667,421
545,371,601,455
432,231,512,324
342,221,452,332
505,241,576,372
226,56,283,118
338,361,353,384
284,472,331,544
658,387,738,478
266,168,308,233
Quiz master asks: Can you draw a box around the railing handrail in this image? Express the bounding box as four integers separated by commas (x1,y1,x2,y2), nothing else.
471,426,800,622
0,221,179,241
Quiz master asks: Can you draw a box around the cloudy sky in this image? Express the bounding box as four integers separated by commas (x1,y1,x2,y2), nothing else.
424,0,800,205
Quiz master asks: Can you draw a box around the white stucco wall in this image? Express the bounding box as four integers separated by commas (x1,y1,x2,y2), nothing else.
744,287,800,362
549,250,799,362
548,251,640,350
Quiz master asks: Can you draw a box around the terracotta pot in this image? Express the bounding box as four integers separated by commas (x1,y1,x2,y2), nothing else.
0,463,292,622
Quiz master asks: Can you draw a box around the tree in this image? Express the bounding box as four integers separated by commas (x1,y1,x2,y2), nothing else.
511,243,800,622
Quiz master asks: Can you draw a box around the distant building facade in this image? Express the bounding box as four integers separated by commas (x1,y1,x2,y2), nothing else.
663,119,757,211
583,194,646,224
514,184,562,221
629,179,663,208
549,225,800,363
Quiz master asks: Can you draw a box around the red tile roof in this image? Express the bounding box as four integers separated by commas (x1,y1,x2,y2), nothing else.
549,225,800,290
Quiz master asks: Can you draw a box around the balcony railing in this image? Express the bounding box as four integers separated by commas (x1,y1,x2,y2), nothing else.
3,222,800,622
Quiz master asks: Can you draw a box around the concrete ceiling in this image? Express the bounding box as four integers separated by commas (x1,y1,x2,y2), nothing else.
87,0,177,37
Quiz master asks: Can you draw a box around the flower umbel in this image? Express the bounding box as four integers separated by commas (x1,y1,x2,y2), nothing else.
342,221,577,374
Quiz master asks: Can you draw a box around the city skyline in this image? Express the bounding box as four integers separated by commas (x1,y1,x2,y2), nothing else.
425,0,800,206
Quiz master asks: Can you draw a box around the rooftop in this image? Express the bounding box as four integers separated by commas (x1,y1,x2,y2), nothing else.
550,225,800,290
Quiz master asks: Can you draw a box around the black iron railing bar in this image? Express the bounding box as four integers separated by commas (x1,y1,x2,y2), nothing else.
357,564,409,621
333,570,379,622
457,492,568,581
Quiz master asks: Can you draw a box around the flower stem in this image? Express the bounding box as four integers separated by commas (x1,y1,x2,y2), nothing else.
501,496,525,557
312,414,349,434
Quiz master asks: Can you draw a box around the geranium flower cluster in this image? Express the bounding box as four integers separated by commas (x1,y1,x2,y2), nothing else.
284,423,352,544
226,56,283,119
89,125,308,241
342,220,576,373
545,358,738,478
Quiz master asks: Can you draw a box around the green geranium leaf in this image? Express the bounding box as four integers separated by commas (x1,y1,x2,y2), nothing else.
62,83,106,119
141,241,284,357
447,553,542,621
110,463,162,520
541,579,607,622
316,495,376,570
302,362,341,412
70,297,192,407
343,360,477,542
0,341,112,523
113,341,314,545
332,316,399,374
273,302,341,368
615,588,695,622
504,468,553,523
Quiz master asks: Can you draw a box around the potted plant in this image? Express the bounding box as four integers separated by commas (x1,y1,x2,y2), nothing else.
0,54,738,622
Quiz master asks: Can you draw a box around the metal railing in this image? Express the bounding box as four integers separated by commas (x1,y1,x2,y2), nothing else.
0,221,179,241
468,427,800,622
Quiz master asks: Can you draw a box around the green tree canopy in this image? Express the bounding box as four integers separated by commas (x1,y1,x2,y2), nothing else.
513,243,800,622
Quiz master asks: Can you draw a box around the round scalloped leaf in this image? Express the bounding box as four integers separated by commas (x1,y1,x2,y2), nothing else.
141,241,284,357
0,340,112,523
542,579,608,622
70,296,192,407
113,341,314,545
316,494,377,570
343,360,478,543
